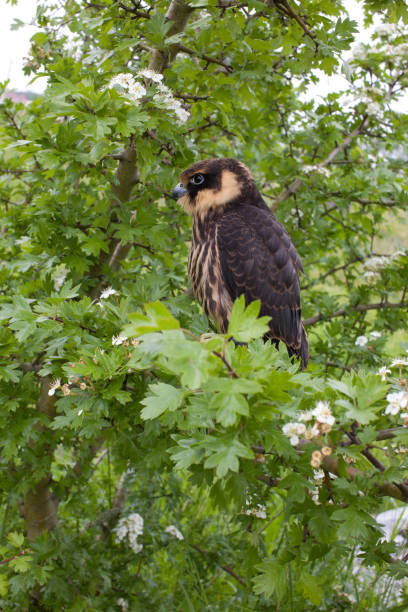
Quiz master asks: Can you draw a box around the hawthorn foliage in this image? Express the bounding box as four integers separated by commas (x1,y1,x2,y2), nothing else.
0,0,408,609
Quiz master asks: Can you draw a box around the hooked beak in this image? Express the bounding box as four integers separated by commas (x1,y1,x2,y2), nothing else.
171,183,188,200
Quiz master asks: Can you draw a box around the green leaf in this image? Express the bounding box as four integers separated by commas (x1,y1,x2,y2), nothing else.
253,559,286,600
7,532,24,548
0,574,7,597
203,436,253,477
227,296,270,342
140,383,184,420
296,572,323,606
211,392,249,427
10,555,32,573
124,301,180,336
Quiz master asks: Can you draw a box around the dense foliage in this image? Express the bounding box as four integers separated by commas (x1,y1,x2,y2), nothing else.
0,0,408,609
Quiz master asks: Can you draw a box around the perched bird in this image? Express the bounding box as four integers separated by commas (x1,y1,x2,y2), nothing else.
172,158,308,368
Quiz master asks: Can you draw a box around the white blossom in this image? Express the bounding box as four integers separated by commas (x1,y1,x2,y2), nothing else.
48,378,61,396
351,43,367,60
127,81,147,102
299,410,313,422
282,422,306,446
116,513,144,554
109,73,134,88
302,164,330,177
290,207,304,219
364,270,379,280
377,366,391,381
117,598,129,611
312,401,335,426
391,250,406,260
313,469,325,484
100,286,117,299
366,101,382,115
112,334,128,346
152,86,190,124
108,73,146,103
304,424,320,440
391,358,408,368
355,335,368,347
53,266,68,291
375,24,397,37
174,106,190,124
165,525,184,540
364,257,388,275
137,68,163,82
385,391,408,416
314,166,331,178
370,331,382,339
245,504,267,519
311,488,320,505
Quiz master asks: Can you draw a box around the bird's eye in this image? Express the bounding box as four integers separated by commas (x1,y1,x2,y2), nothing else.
190,174,205,186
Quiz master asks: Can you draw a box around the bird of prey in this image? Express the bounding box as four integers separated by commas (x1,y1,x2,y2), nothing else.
172,158,308,368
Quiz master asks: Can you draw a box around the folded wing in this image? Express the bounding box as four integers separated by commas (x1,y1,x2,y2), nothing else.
217,205,308,367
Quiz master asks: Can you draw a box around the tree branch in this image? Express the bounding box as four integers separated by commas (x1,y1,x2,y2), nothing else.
274,0,317,48
177,43,233,72
149,0,195,72
303,256,362,290
303,299,408,327
24,377,59,541
321,455,408,503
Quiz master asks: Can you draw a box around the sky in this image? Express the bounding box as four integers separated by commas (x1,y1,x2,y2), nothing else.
0,0,374,96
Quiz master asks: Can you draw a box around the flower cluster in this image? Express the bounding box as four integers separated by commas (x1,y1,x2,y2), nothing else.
351,24,408,64
109,72,146,102
282,401,335,446
48,378,71,397
385,391,408,416
363,253,405,280
153,83,190,125
112,334,128,346
355,330,381,347
108,70,189,124
377,366,391,381
165,525,184,540
52,265,68,291
115,513,144,554
100,286,117,299
244,504,267,519
377,355,408,381
303,164,331,178
391,358,408,368
345,86,385,116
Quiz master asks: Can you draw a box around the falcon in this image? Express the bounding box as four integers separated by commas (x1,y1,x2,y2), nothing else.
172,158,309,368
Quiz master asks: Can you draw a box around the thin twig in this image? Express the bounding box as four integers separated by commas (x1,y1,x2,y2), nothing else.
0,550,32,565
192,544,246,585
177,44,233,72
272,116,370,207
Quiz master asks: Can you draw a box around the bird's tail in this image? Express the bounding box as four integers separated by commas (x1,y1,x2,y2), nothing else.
287,323,309,370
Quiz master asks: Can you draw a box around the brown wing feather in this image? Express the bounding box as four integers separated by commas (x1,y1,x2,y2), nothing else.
217,205,308,367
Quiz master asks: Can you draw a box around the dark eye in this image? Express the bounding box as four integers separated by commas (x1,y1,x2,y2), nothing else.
190,174,204,186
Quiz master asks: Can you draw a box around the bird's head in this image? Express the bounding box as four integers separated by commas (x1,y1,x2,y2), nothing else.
172,158,259,217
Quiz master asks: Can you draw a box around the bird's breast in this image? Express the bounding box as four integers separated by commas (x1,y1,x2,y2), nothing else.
188,220,232,332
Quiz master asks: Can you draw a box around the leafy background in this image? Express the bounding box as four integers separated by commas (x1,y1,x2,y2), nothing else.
0,0,407,609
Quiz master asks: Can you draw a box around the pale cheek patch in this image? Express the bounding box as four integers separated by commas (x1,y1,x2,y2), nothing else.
194,170,241,218
178,193,194,215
